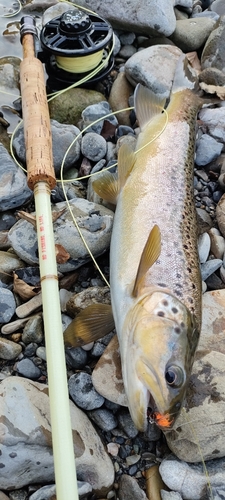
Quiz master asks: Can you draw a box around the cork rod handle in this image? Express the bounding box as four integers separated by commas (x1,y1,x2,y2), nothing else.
20,29,56,190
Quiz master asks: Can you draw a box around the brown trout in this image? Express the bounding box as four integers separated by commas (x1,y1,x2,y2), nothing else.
91,55,202,432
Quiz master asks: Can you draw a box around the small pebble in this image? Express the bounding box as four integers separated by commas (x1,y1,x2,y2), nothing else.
107,442,120,457
36,346,47,361
198,232,210,263
0,288,16,323
24,343,38,357
65,346,88,369
88,408,118,431
22,315,43,344
0,338,22,360
118,411,139,438
15,358,42,379
68,372,104,410
201,259,223,281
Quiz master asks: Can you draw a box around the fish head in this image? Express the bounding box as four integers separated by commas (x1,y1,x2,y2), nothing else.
122,291,197,432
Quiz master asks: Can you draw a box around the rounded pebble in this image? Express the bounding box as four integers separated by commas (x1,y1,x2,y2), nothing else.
0,338,22,360
81,132,107,161
0,288,16,323
88,408,118,431
22,315,43,344
68,372,104,410
15,358,42,379
65,346,88,369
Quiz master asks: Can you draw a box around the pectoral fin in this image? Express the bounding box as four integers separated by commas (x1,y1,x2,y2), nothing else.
134,84,166,131
92,171,118,205
133,225,161,297
117,142,136,188
64,303,115,347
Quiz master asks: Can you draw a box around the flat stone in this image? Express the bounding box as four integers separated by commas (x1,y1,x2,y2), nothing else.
0,377,114,493
201,258,222,281
0,143,32,211
8,198,114,272
92,335,127,407
109,71,134,126
125,45,182,99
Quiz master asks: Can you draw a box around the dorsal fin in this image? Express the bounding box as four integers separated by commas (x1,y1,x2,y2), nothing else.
63,303,115,348
134,84,166,131
92,171,119,205
133,225,161,297
117,142,136,188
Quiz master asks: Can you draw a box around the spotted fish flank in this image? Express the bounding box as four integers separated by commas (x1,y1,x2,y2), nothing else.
93,54,202,432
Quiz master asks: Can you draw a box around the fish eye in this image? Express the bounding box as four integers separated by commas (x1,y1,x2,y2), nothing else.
165,365,184,388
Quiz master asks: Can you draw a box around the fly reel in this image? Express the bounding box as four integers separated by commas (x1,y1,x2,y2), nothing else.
39,7,114,91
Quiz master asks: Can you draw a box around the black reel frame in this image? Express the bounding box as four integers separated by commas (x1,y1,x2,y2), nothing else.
39,7,114,91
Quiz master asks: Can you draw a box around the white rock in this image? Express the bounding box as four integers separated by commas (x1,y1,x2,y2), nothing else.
198,232,210,263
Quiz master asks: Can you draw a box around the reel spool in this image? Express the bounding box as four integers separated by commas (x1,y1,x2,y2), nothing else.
39,7,114,91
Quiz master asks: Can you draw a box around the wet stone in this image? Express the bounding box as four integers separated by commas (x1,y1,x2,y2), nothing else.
118,474,148,500
0,338,22,360
81,132,107,162
65,347,88,370
0,143,32,211
15,358,42,380
0,288,16,323
118,411,139,438
81,100,118,134
88,408,118,431
68,372,104,410
24,343,38,358
22,315,44,344
201,258,222,281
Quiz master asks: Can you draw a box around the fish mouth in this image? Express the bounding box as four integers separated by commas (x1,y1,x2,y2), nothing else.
147,393,175,431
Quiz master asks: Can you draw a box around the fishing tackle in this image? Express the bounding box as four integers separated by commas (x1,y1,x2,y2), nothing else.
38,6,114,91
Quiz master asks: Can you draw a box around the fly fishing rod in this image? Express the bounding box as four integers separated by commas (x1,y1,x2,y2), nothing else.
20,16,79,500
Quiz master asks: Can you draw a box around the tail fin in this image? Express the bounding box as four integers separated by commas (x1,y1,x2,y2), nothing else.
172,54,198,94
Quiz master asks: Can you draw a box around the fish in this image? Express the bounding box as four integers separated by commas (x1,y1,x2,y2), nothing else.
64,54,202,433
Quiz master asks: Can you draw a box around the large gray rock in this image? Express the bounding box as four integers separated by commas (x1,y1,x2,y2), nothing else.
0,144,32,211
0,376,114,493
8,198,114,272
125,45,182,99
160,455,225,500
71,0,193,36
